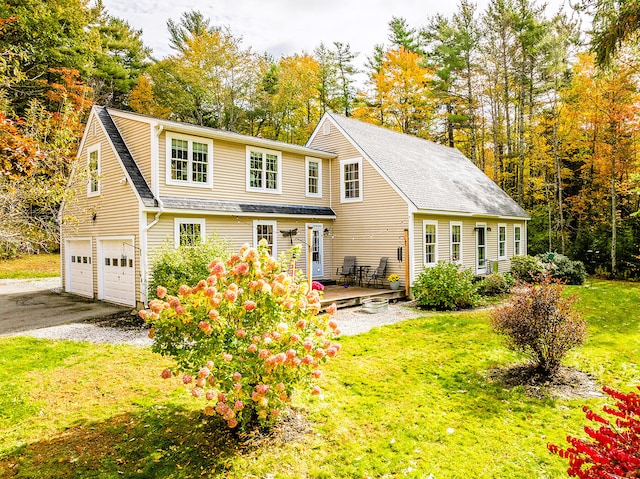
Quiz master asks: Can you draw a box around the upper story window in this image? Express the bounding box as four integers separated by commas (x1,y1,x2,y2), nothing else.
253,220,277,256
166,133,213,188
423,220,438,267
498,224,507,260
514,225,522,256
450,222,462,264
174,218,205,247
306,157,322,198
246,147,281,194
340,157,363,203
87,144,100,197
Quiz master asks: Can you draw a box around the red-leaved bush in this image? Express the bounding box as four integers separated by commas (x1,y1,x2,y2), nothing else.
548,385,640,478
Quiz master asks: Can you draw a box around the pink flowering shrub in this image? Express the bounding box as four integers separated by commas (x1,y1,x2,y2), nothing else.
140,241,341,430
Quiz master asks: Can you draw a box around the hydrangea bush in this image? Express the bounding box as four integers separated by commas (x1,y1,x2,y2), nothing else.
140,241,341,430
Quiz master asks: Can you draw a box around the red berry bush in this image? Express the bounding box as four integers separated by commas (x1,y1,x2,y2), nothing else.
140,241,341,430
548,385,640,478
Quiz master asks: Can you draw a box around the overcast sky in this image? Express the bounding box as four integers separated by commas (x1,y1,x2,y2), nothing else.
100,0,571,63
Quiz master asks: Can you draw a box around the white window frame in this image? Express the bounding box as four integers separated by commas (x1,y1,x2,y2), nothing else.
165,132,213,188
174,218,206,248
246,146,282,194
253,220,277,256
450,221,463,264
305,157,322,198
340,157,363,203
514,224,522,256
87,144,100,197
498,223,507,260
423,220,438,267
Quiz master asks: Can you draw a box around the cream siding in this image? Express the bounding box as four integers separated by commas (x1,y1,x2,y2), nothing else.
111,115,153,185
308,118,409,286
145,214,334,281
158,132,331,206
412,214,528,280
61,114,141,302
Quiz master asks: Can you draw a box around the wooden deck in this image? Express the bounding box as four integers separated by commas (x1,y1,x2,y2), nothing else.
320,284,406,309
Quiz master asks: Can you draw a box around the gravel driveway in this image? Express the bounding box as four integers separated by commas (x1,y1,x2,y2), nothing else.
11,296,423,346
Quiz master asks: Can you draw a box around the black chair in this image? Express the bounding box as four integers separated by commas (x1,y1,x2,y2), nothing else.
366,257,388,288
336,256,356,285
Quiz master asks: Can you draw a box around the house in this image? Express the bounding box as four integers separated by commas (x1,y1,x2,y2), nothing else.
60,106,529,308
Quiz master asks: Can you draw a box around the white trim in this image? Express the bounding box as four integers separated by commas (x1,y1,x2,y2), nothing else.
108,108,334,159
498,223,507,260
306,223,324,277
475,222,487,275
422,220,438,267
253,219,277,256
450,221,463,264
408,205,416,285
245,146,282,194
165,132,214,188
173,218,206,247
87,143,101,197
305,157,322,198
513,224,522,256
339,157,363,203
151,122,159,198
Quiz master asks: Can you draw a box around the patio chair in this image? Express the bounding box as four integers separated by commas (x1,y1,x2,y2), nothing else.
336,256,356,285
366,257,388,288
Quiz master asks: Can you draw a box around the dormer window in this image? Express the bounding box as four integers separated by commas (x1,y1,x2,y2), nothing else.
166,133,213,188
246,146,281,194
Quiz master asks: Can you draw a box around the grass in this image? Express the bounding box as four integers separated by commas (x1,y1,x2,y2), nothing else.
0,279,638,478
0,253,60,279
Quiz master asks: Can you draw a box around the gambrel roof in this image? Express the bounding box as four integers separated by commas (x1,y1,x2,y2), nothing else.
319,112,529,219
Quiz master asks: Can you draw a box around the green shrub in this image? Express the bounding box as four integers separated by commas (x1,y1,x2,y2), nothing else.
148,234,231,298
537,253,586,285
510,255,545,282
476,273,511,296
491,275,586,376
141,242,341,430
412,262,479,311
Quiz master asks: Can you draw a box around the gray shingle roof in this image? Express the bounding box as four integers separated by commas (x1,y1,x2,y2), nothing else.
160,197,335,217
96,106,157,207
325,113,529,218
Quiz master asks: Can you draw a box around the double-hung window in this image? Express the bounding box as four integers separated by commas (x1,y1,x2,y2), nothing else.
306,157,322,198
174,218,205,247
423,220,438,266
340,157,363,202
498,224,507,260
166,133,213,188
514,225,522,256
253,220,277,256
450,222,462,264
246,147,281,193
87,144,100,197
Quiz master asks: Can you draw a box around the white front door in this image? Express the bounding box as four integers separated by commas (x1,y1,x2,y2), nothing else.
66,239,93,298
476,225,487,275
99,239,136,307
306,223,324,277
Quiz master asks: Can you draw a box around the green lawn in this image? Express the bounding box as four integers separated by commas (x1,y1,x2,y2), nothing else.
0,279,638,478
0,253,60,279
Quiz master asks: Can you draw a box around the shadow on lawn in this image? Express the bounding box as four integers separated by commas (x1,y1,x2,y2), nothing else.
0,405,248,478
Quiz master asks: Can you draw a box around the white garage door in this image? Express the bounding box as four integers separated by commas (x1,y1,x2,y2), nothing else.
99,239,135,307
66,239,93,298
